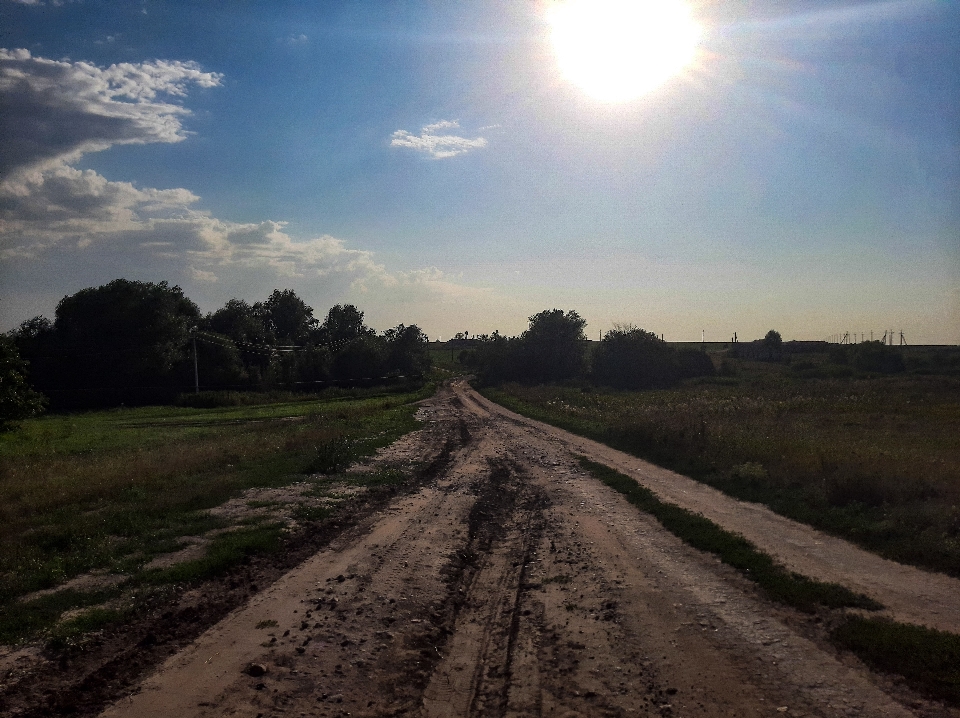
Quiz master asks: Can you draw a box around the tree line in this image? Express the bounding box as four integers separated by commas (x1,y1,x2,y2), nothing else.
460,309,715,389
6,279,431,411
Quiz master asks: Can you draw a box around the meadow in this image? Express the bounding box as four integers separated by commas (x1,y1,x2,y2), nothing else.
483,355,960,577
0,382,433,643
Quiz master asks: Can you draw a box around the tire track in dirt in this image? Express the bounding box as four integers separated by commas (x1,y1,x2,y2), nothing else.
462,382,960,637
92,382,953,718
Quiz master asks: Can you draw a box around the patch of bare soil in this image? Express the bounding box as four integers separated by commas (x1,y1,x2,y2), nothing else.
5,381,958,717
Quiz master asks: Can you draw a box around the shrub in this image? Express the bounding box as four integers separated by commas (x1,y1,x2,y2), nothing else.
592,326,714,390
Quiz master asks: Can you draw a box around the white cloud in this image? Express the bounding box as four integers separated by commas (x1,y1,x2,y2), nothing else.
390,120,488,159
188,265,218,283
0,51,491,323
0,48,222,176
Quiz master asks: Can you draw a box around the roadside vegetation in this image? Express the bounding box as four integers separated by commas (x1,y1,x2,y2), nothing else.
580,457,960,706
0,382,432,644
577,457,880,613
8,279,432,412
481,343,960,578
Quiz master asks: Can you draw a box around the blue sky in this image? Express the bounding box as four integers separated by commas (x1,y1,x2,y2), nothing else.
1,0,957,342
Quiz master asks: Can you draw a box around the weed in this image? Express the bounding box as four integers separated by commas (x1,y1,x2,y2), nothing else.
256,619,279,629
307,435,353,474
139,524,283,585
0,587,125,645
47,606,129,650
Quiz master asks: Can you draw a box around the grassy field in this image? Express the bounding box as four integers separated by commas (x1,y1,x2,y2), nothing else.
482,359,960,577
0,383,433,644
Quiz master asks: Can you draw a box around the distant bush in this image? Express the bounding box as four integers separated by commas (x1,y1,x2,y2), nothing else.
591,326,714,390
464,309,588,386
852,341,906,374
826,342,906,375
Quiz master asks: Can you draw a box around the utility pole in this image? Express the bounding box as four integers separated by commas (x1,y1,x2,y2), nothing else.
192,328,199,394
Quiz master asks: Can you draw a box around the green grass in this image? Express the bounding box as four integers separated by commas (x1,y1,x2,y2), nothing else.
483,369,960,577
0,587,127,645
138,524,285,585
0,382,434,644
832,617,960,704
577,457,880,613
47,606,132,650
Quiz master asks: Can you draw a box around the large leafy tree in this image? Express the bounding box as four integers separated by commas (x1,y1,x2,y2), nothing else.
206,299,269,346
263,289,318,345
39,279,200,406
383,324,431,376
519,309,588,384
320,304,372,347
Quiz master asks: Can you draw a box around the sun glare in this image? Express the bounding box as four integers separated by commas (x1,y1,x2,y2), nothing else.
548,0,701,102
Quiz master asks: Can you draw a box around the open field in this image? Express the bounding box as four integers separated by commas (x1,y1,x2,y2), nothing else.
0,383,434,644
480,360,960,578
4,380,960,716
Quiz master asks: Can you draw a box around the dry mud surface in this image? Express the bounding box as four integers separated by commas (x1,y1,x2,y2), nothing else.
11,381,960,717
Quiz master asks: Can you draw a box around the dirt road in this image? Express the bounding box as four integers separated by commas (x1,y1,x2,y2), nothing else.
97,381,959,718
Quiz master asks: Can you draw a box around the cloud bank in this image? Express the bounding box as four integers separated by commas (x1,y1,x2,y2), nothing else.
0,48,222,176
0,50,490,327
390,120,488,159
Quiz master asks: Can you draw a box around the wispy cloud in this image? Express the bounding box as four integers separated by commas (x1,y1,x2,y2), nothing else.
390,120,488,159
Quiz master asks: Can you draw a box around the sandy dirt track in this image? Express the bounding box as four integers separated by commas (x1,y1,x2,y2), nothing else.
97,381,959,718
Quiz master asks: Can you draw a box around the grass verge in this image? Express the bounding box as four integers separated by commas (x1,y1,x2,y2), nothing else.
577,457,880,613
137,523,285,586
580,456,960,707
832,617,960,704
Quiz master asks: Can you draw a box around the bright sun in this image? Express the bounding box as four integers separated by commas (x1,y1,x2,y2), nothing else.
548,0,702,103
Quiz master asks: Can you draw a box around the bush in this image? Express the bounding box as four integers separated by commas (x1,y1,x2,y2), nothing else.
592,326,714,390
465,310,588,386
0,335,46,430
